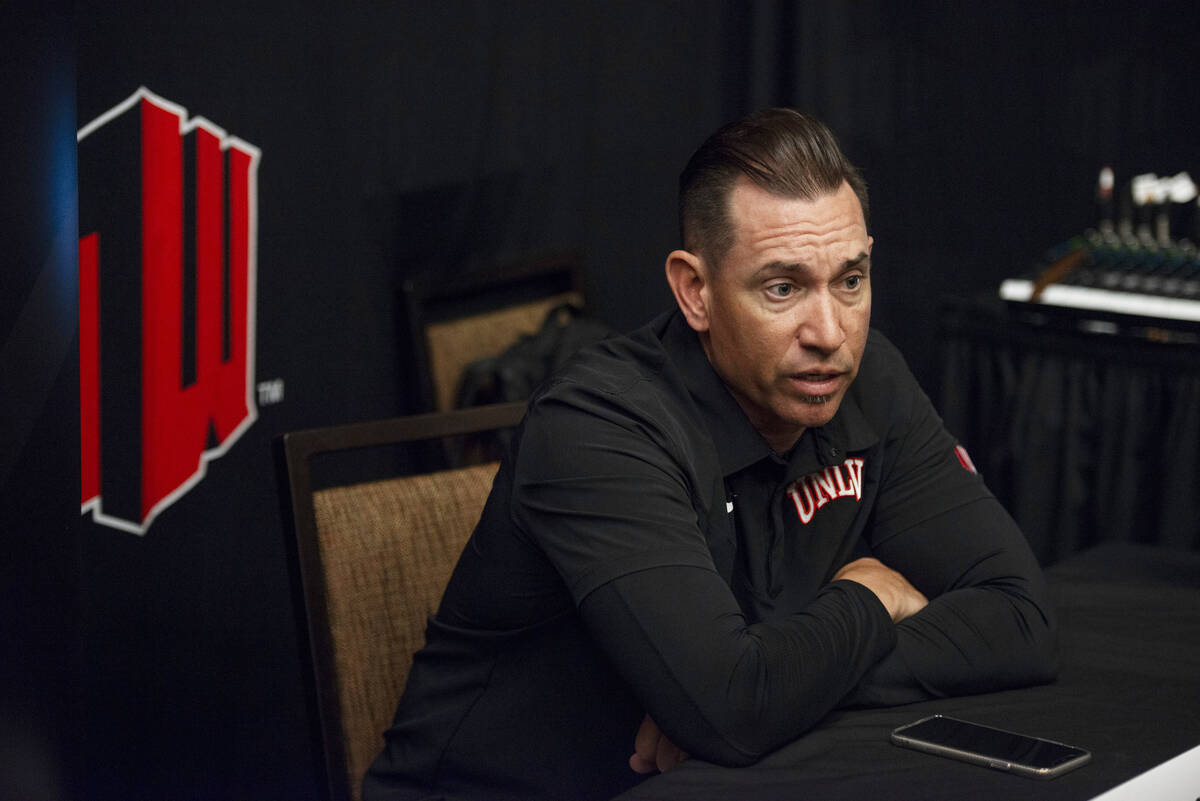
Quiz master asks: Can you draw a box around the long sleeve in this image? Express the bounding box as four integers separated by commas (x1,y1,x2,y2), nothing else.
842,496,1058,707
508,323,1056,768
581,566,896,766
829,332,1059,707
510,388,897,766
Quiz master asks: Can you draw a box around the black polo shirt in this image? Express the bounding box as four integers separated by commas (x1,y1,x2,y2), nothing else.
363,310,1055,801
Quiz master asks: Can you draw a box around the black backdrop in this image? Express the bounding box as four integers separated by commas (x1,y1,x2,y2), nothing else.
3,1,1199,798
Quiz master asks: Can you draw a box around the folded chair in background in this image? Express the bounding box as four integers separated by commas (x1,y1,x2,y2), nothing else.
275,401,526,801
399,251,586,415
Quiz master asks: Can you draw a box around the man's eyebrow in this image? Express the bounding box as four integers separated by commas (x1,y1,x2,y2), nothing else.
753,260,807,277
844,252,871,270
753,252,871,276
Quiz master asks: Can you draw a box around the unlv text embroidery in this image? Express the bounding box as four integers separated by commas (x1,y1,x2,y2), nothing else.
786,458,865,525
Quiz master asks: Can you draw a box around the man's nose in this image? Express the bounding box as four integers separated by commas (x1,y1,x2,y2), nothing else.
796,291,845,353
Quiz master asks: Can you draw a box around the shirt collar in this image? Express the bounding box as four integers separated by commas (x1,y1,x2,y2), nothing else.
817,377,879,457
661,310,881,478
662,311,770,476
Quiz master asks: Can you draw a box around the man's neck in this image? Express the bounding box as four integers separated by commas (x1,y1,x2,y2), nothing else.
753,417,805,456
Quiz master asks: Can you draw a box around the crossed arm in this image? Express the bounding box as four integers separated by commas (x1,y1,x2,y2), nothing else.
517,397,1057,773
579,496,1056,772
624,554,930,773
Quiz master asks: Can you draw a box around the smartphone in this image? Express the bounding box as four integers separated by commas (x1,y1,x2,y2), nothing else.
890,715,1092,779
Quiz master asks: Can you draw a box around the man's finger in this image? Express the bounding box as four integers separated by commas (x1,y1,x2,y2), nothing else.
629,752,658,774
634,714,661,757
655,736,689,773
630,714,661,774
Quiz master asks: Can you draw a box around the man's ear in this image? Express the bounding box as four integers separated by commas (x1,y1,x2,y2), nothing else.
665,249,710,332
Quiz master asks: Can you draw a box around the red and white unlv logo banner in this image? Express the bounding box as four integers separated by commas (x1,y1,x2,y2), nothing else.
77,88,260,535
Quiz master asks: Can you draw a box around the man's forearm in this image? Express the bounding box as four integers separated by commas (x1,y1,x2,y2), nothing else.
842,498,1058,708
841,583,1057,707
582,565,897,766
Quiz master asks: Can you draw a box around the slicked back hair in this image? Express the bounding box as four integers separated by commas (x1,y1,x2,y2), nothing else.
678,108,869,265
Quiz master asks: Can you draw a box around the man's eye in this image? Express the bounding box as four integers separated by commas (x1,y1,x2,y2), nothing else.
767,283,794,298
843,275,863,290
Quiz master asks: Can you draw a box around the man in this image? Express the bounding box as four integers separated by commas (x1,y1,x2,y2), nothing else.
364,109,1056,801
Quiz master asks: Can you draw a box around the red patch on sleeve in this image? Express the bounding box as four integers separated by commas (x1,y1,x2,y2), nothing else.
954,444,978,474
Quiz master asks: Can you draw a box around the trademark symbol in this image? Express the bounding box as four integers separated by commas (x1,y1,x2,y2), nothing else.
257,379,285,406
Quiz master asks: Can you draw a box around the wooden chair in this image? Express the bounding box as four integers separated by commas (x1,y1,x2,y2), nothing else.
275,402,527,801
399,251,585,414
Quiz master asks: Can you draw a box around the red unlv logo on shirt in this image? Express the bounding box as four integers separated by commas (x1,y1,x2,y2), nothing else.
77,88,260,535
786,458,866,525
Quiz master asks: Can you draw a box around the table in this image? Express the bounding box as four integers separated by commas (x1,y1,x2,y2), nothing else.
612,544,1200,800
937,295,1200,564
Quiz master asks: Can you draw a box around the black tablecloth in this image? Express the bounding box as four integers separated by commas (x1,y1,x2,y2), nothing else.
937,296,1200,564
612,544,1200,800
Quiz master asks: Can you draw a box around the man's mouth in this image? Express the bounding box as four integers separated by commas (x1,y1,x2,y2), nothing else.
788,372,843,398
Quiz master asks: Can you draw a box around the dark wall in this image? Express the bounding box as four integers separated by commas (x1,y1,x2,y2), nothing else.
757,2,1200,387
2,2,1197,799
1,2,79,799
70,3,740,799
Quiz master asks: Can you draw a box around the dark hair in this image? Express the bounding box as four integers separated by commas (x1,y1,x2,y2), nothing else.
678,108,869,263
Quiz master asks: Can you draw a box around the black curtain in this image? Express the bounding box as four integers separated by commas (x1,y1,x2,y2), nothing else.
940,298,1200,565
727,1,1200,390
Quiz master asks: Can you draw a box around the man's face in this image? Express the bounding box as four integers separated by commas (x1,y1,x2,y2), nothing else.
697,178,872,451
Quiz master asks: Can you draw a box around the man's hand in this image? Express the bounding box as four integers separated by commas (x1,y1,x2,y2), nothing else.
833,557,928,622
629,714,689,774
